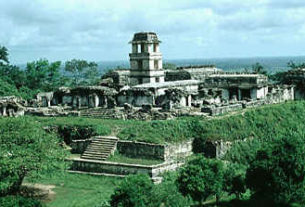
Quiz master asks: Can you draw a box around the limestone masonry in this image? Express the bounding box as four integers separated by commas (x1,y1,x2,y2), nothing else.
0,32,299,118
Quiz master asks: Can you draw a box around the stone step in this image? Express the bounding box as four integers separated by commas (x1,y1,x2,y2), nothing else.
81,155,108,159
90,144,115,147
80,157,107,161
85,146,114,149
84,150,112,154
84,151,111,155
80,136,118,161
92,140,116,144
81,153,109,157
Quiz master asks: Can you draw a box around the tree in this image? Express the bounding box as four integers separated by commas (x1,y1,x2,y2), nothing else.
252,62,267,75
149,173,191,207
177,155,225,205
45,61,62,91
246,132,305,205
25,59,62,91
65,59,99,86
84,62,100,85
110,174,153,207
287,61,305,70
223,163,247,199
0,118,67,196
0,46,9,64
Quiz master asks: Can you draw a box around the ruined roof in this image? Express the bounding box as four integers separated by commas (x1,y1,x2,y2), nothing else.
119,87,154,96
177,65,217,69
0,96,24,108
133,80,201,89
209,73,266,78
129,32,161,44
70,86,118,96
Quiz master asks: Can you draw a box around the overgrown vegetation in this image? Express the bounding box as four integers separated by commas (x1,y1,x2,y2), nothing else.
0,117,68,204
0,46,102,101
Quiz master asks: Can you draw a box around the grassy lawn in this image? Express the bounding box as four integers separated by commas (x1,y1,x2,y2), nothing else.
107,153,164,165
25,172,122,207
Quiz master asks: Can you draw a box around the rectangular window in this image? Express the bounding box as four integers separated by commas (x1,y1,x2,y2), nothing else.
138,78,143,84
141,43,145,53
154,60,158,69
153,44,157,52
156,77,160,83
138,60,142,69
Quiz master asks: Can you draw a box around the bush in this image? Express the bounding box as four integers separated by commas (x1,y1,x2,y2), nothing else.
0,117,67,196
246,131,305,205
177,155,224,205
110,174,153,207
223,163,247,199
0,195,44,207
150,173,191,207
55,124,110,144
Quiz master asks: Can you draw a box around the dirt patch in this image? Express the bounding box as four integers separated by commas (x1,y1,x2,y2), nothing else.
20,183,56,203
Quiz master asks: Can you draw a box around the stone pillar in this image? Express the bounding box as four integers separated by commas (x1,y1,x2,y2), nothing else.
238,89,242,101
88,95,94,108
2,106,7,116
94,94,99,108
77,96,82,109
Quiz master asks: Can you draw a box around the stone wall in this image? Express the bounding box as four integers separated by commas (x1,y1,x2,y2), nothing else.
201,103,243,116
70,158,184,178
116,140,165,160
117,140,193,161
70,138,93,154
203,140,232,159
72,139,193,161
117,95,154,107
164,140,193,161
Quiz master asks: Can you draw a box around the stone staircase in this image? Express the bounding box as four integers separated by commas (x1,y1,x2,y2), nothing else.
81,136,118,161
80,109,124,119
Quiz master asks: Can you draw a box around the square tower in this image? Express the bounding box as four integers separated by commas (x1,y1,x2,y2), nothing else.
129,32,165,86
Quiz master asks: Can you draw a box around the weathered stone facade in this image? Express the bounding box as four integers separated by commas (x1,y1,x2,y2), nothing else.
129,32,165,86
1,31,297,120
0,96,25,117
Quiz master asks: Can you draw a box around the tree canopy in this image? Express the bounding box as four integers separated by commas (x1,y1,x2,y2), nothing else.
0,117,68,196
177,155,224,205
246,131,305,205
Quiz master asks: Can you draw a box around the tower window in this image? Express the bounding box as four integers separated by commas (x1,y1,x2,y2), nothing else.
137,44,141,53
141,43,145,53
138,60,143,69
154,60,158,69
153,44,157,52
156,77,160,83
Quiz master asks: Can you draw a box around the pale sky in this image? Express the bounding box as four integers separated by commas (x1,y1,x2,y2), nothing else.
1,0,305,64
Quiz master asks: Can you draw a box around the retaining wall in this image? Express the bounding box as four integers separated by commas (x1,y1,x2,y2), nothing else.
72,139,193,161
70,158,184,178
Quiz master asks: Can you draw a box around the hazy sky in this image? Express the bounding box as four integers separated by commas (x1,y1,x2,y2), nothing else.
1,0,305,64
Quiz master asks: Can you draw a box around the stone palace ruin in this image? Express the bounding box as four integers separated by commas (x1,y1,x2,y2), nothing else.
0,32,303,179
2,32,293,119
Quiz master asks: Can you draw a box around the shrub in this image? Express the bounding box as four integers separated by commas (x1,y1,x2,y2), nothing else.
150,173,191,207
223,163,247,199
0,195,44,207
177,155,224,205
0,117,67,196
246,131,305,205
110,174,153,207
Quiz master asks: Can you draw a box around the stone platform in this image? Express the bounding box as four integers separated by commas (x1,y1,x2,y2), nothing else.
69,157,184,180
